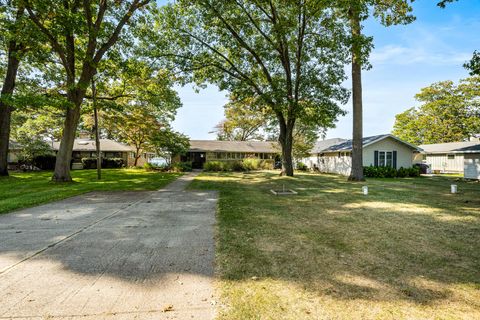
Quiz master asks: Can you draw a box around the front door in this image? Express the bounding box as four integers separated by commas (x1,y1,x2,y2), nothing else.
191,152,206,169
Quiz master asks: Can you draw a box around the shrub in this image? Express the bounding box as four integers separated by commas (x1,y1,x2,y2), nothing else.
81,157,97,169
407,166,420,177
204,161,226,172
81,157,124,169
144,162,156,171
259,159,274,170
171,161,192,172
242,158,261,171
230,161,246,172
33,155,56,170
363,166,421,178
396,167,408,178
102,158,124,168
297,162,308,171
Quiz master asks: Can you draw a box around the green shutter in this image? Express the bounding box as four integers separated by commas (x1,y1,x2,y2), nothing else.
393,151,397,169
374,151,379,167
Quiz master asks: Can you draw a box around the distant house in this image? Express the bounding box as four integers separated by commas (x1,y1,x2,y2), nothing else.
7,138,153,168
303,134,421,175
50,139,154,168
180,140,279,169
414,141,480,179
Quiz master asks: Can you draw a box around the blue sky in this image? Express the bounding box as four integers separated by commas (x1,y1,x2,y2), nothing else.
162,1,480,140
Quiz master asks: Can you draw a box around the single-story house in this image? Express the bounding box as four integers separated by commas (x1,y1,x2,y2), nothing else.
302,134,422,175
180,140,279,169
414,141,480,179
51,139,155,168
8,138,153,168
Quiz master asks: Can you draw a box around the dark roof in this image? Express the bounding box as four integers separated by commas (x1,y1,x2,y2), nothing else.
311,138,347,153
317,134,420,153
189,140,279,153
51,139,135,152
419,141,480,154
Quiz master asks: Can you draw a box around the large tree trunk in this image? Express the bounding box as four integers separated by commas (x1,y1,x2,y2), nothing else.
348,8,365,182
52,100,82,182
278,118,295,176
0,41,21,176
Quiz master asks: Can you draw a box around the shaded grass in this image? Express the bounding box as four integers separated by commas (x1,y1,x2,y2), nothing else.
190,171,480,319
0,169,181,215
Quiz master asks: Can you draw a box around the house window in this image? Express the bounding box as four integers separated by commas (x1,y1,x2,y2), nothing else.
378,151,393,167
447,154,455,160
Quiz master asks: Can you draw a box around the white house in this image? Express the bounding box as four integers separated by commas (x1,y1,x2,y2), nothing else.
303,134,421,175
415,141,480,179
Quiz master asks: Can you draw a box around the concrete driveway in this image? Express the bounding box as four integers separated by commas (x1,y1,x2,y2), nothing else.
0,173,217,319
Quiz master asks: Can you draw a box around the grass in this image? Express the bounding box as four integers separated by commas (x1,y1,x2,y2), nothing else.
0,169,181,215
190,171,480,320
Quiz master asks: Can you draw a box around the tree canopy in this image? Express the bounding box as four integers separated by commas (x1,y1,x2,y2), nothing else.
392,77,480,145
147,0,350,175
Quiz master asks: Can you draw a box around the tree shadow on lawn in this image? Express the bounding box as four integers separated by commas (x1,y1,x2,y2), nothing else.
196,172,480,308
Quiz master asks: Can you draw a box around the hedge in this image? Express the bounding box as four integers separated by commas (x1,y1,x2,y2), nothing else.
81,157,125,169
204,159,274,172
363,166,420,178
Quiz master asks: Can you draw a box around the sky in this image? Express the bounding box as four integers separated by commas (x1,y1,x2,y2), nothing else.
161,1,480,140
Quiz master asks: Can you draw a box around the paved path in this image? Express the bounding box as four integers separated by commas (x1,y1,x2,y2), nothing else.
0,171,217,319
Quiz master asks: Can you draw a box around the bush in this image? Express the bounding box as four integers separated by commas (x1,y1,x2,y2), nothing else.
396,167,408,178
103,158,124,168
204,161,226,172
230,161,246,172
81,157,124,169
242,158,260,171
33,155,56,170
363,166,421,178
171,161,192,172
143,162,156,171
407,166,420,177
297,162,308,171
81,157,97,169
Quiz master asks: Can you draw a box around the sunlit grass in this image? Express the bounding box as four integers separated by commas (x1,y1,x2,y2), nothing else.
190,171,480,319
0,169,181,214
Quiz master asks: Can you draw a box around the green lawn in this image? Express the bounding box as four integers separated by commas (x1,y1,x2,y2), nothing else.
0,169,181,215
190,172,480,320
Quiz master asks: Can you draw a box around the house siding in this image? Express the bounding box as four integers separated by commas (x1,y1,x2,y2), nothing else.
363,137,414,169
464,153,480,179
422,153,465,173
304,136,415,176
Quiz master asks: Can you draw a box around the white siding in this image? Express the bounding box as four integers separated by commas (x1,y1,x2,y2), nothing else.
304,136,416,176
464,154,480,179
318,152,352,175
425,154,464,173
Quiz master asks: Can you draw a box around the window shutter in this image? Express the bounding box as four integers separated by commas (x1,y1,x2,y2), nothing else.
374,151,379,167
393,151,397,169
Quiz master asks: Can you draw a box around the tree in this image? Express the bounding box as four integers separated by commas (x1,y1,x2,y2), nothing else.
0,2,30,176
80,58,182,166
23,0,152,181
336,1,414,181
150,128,190,166
149,1,350,176
103,106,161,166
15,131,53,169
213,96,266,141
392,77,480,144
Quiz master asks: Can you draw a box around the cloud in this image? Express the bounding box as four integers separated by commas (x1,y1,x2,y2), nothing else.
370,44,472,66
